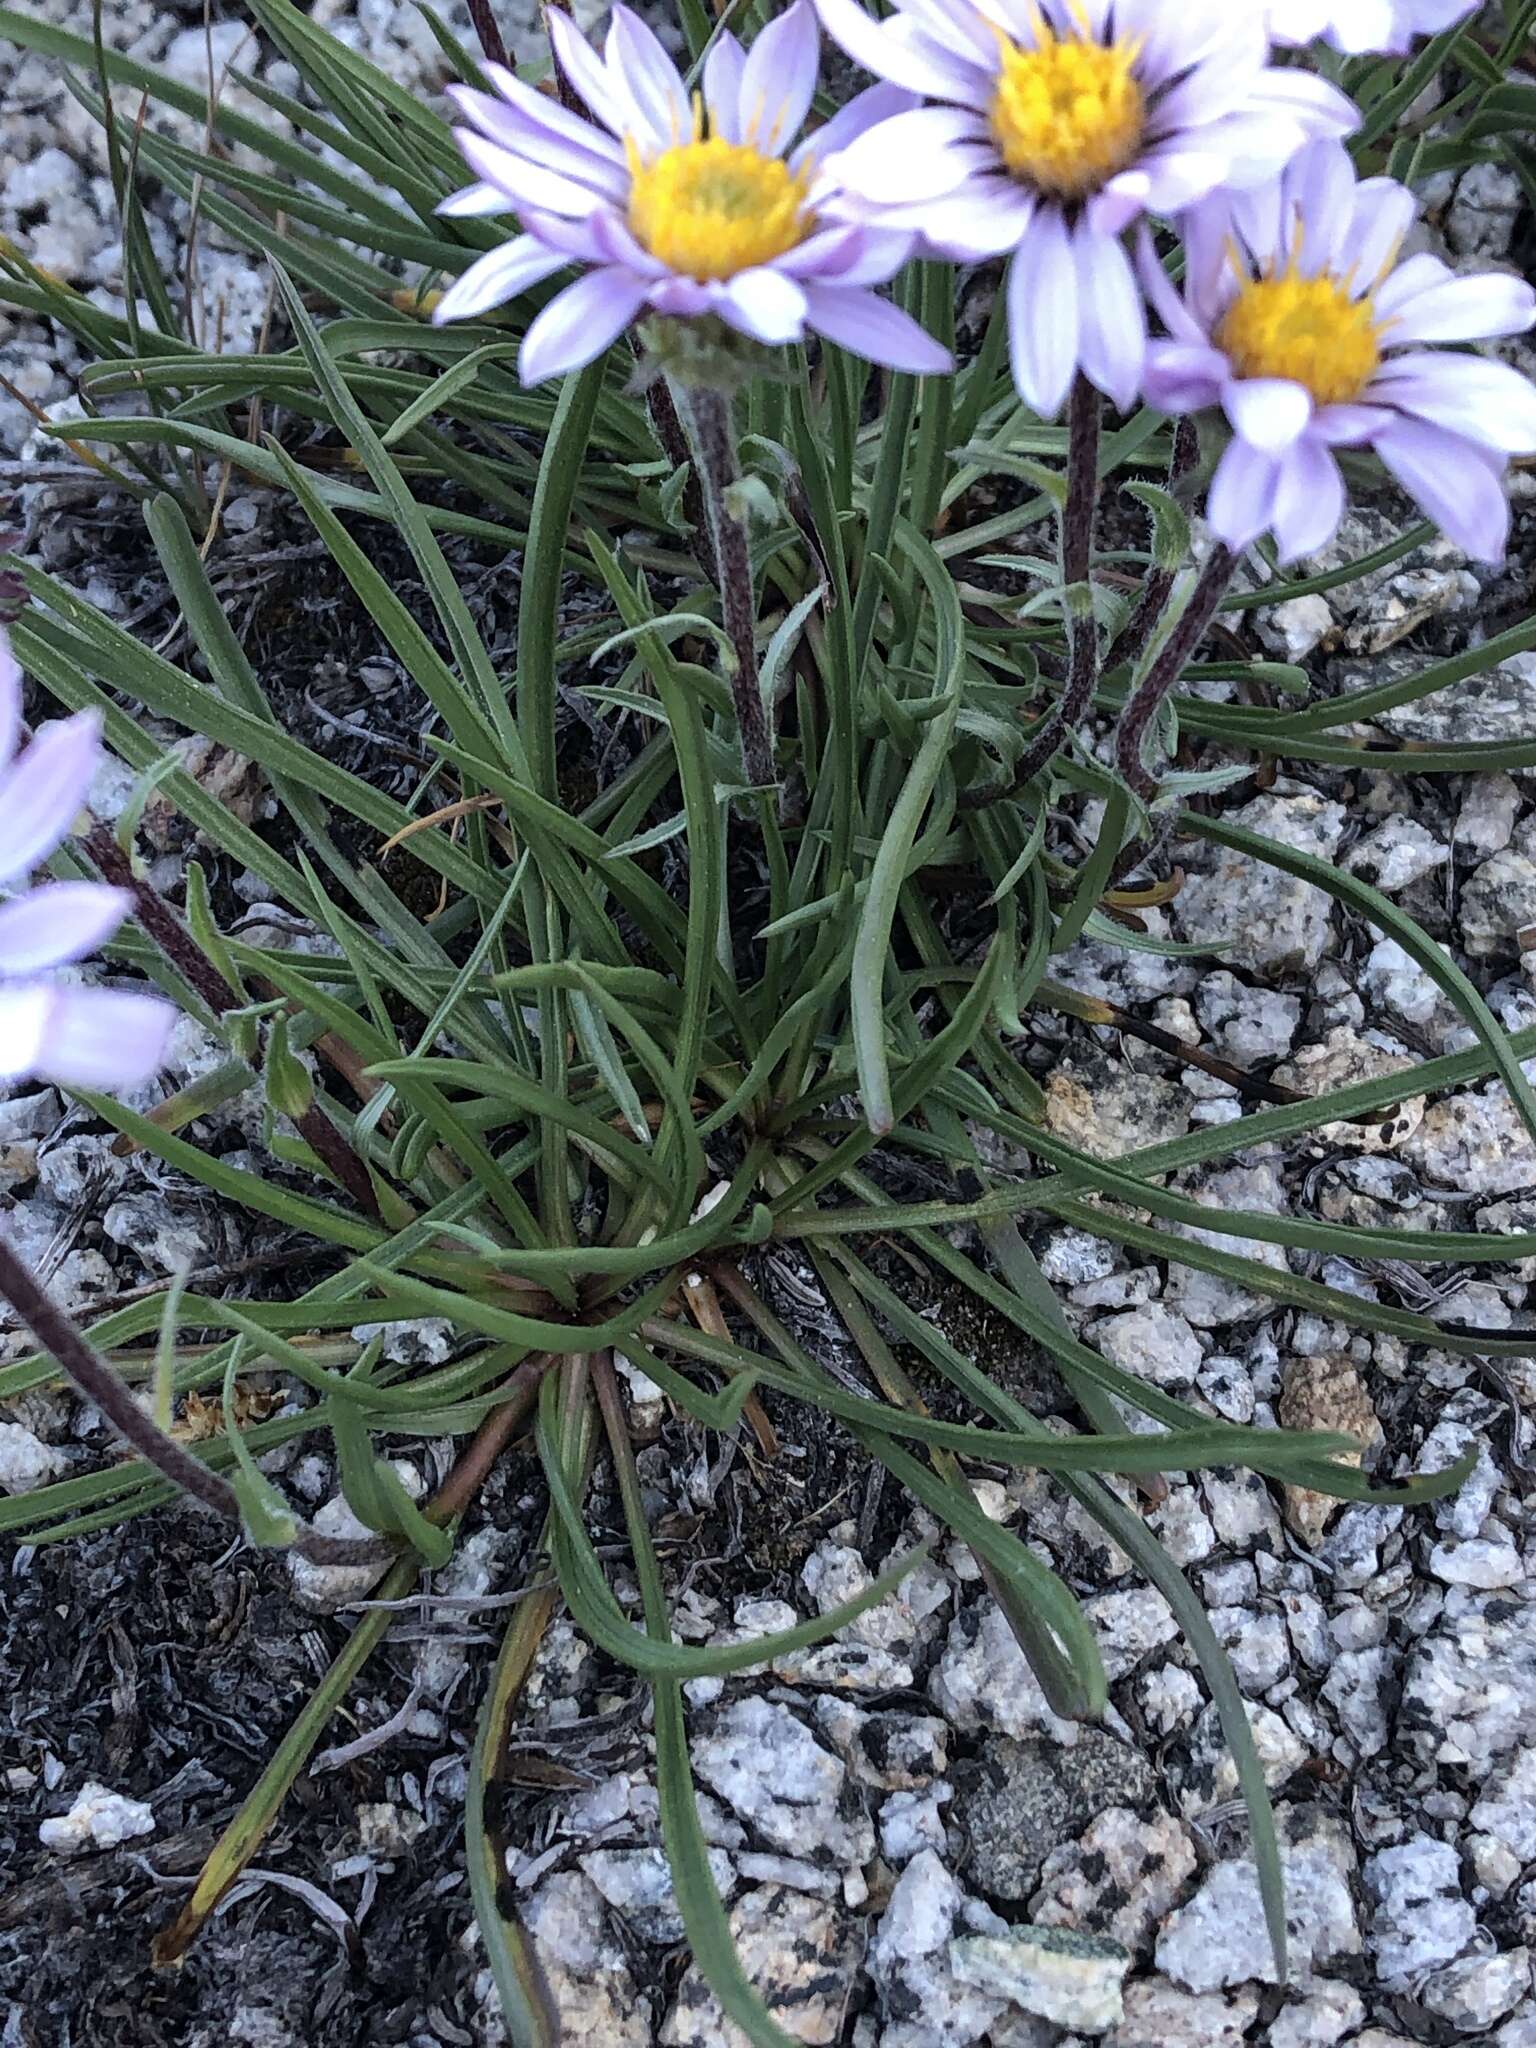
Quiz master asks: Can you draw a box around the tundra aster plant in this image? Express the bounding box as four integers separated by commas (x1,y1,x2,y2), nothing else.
8,3,1536,2044
812,0,1357,415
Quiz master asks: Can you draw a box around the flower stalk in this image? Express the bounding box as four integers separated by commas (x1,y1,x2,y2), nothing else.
1113,541,1235,803
1103,414,1199,677
0,1231,390,1566
671,378,778,790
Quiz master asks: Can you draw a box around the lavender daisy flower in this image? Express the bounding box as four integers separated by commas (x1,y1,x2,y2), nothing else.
0,629,172,1091
431,1,949,381
1268,0,1478,53
810,0,1358,417
1138,142,1536,562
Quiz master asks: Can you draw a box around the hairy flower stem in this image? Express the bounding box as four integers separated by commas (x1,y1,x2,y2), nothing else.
1113,541,1236,804
673,380,777,790
966,374,1101,807
1103,414,1200,676
466,0,509,69
0,1232,389,1566
85,824,381,1219
643,368,716,580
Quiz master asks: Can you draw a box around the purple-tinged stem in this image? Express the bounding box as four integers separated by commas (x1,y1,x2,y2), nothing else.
641,365,716,580
1103,415,1200,678
466,0,509,70
1113,542,1235,804
0,1232,390,1566
674,381,777,790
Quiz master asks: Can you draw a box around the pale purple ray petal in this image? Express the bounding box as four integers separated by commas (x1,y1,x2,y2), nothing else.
434,236,570,324
0,984,49,1083
584,208,667,275
883,13,995,102
1370,353,1536,454
884,182,1034,261
813,0,990,104
718,266,810,344
793,83,920,173
1311,401,1396,445
703,31,748,141
1119,0,1252,81
1343,177,1416,290
1175,115,1318,191
1244,66,1359,138
1264,0,1335,42
437,181,513,218
1383,270,1536,346
778,224,865,277
0,711,102,889
1179,199,1243,329
0,627,18,772
453,130,612,219
1373,419,1510,561
1141,341,1228,415
1084,175,1155,238
900,0,1004,64
516,205,662,275
36,987,174,1091
1075,229,1145,413
446,88,628,193
782,223,915,285
1287,141,1357,276
1206,436,1283,553
519,268,650,385
826,105,991,206
1223,377,1313,452
1152,48,1270,143
1372,251,1452,320
547,5,636,137
1268,436,1346,559
1134,228,1204,347
1007,208,1079,419
801,284,952,372
1229,177,1288,274
607,6,690,148
738,0,820,156
0,883,130,972
478,60,629,160
645,273,715,318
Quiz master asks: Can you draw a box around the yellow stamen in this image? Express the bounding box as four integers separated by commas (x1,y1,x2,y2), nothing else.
989,18,1145,201
1217,264,1382,408
627,133,812,282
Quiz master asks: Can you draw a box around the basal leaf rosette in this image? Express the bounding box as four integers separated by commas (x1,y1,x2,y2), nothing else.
0,626,172,1091
810,0,1358,415
1138,141,1536,562
432,1,950,382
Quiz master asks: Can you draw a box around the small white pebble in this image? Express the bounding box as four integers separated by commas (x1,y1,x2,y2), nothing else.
39,1781,155,1853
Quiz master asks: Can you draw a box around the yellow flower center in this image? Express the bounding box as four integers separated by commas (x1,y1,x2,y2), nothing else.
627,134,812,282
1217,267,1382,407
989,24,1145,200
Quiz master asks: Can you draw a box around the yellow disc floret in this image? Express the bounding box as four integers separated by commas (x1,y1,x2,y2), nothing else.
628,133,812,281
989,23,1145,200
1217,267,1382,407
